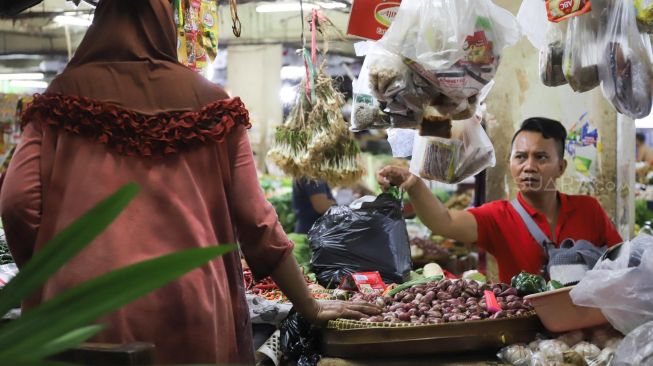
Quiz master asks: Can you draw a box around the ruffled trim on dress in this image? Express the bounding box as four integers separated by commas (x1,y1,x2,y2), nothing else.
21,93,251,157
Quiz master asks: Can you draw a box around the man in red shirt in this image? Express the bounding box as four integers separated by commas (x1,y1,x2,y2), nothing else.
378,117,622,283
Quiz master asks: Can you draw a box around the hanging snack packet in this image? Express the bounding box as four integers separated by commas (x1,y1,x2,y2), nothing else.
540,21,568,87
598,0,653,119
199,0,219,60
546,0,591,23
562,13,600,92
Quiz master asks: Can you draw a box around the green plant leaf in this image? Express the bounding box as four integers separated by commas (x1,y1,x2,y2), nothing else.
0,245,235,361
0,183,140,317
30,325,104,360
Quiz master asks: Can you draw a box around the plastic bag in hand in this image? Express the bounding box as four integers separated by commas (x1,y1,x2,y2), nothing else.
598,0,653,119
563,12,601,92
570,234,653,335
409,117,496,184
540,21,568,87
612,320,653,366
308,193,411,287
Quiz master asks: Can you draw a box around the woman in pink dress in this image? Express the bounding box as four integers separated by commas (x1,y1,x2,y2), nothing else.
0,0,378,363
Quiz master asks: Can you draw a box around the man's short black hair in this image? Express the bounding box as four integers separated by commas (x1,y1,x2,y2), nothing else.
636,132,646,143
511,117,567,159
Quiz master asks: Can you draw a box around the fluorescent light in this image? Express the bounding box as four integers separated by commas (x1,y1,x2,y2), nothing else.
280,66,306,80
256,2,319,13
0,73,44,80
54,14,93,27
317,1,347,9
9,80,49,89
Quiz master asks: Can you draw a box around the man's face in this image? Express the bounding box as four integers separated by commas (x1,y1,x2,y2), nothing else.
510,131,567,193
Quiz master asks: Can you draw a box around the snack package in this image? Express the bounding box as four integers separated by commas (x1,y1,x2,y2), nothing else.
351,52,392,131
199,0,219,60
409,118,495,184
563,12,600,92
635,0,653,33
546,0,592,23
598,0,653,119
540,21,568,87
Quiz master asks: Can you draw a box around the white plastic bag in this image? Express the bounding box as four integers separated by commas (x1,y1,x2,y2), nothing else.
598,0,653,119
570,234,653,335
387,128,416,157
351,51,391,131
518,0,550,50
409,118,495,184
612,320,653,366
563,12,601,92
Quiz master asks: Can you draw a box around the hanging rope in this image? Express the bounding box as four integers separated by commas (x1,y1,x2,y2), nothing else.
229,0,241,37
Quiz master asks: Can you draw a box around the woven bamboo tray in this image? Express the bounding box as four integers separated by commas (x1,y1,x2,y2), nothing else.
321,314,543,358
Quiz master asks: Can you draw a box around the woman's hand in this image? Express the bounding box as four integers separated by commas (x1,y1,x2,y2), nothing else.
377,166,418,191
304,300,382,326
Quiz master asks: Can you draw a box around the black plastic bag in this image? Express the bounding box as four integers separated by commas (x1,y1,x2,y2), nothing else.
279,310,321,366
308,193,411,288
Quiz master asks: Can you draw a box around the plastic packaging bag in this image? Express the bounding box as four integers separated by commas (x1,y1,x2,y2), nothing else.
497,344,533,366
308,193,411,287
570,234,653,335
279,310,321,366
612,320,653,366
540,21,568,87
563,12,600,92
410,118,495,184
387,128,416,157
598,0,653,119
351,53,391,131
367,47,411,103
518,0,551,50
546,0,592,23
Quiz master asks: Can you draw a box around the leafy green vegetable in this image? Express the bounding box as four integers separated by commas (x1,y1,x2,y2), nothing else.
386,186,401,200
268,192,296,234
388,275,443,296
547,279,564,291
511,271,546,296
635,199,653,228
287,233,310,273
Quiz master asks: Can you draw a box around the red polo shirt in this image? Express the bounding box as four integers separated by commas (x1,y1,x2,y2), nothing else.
468,192,622,283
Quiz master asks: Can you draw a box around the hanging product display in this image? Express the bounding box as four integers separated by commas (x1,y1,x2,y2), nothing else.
539,22,568,87
563,13,600,92
598,0,653,119
173,0,219,75
268,11,364,186
546,0,591,23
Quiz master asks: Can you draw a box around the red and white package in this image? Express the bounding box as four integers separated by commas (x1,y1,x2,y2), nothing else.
339,271,387,294
546,0,591,23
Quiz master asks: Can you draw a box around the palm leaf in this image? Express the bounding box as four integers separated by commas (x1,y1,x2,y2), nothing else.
0,183,140,317
0,245,235,361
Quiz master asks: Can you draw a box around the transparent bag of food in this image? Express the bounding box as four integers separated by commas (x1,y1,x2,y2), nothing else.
540,21,568,87
409,118,495,184
563,12,601,92
366,47,411,103
351,50,391,131
598,0,653,119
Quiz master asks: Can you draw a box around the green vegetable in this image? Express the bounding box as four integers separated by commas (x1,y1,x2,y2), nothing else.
387,186,401,200
511,271,546,296
287,233,310,273
388,275,443,296
547,279,564,291
409,271,425,282
635,199,653,229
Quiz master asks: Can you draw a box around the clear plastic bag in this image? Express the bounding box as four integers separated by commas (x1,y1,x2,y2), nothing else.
540,21,568,87
563,12,600,92
497,344,532,366
387,128,416,158
351,51,391,131
598,0,653,119
366,47,411,103
518,0,550,50
409,118,495,184
612,320,653,366
570,234,653,335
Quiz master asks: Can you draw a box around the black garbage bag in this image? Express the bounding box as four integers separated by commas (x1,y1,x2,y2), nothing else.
279,310,321,366
308,193,411,288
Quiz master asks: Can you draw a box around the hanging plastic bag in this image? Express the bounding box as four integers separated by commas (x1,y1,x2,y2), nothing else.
563,13,600,92
308,193,411,287
387,128,416,157
409,118,495,184
366,47,411,103
351,51,391,131
518,0,551,50
570,234,653,335
635,0,653,33
540,21,568,87
612,320,653,366
546,0,592,23
598,0,653,119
